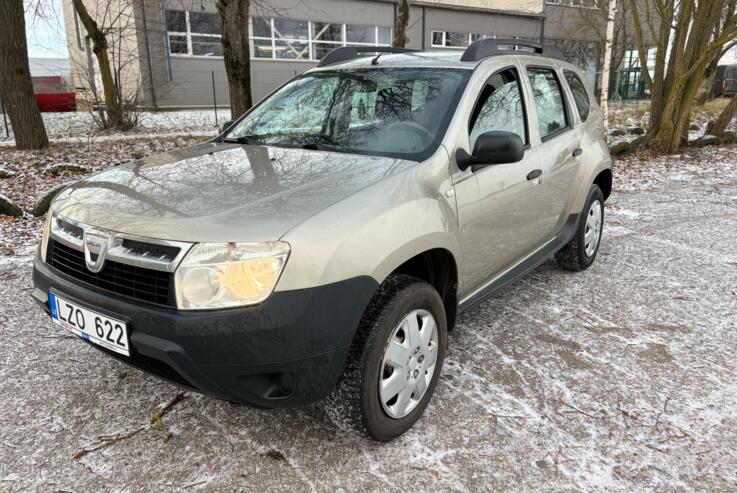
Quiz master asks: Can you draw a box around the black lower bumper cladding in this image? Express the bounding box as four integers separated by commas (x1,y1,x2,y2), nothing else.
32,256,378,408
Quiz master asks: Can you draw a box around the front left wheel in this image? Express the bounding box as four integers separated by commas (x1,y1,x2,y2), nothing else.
323,274,448,442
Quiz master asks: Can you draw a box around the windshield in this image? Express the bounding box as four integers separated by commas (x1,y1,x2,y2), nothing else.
223,68,471,160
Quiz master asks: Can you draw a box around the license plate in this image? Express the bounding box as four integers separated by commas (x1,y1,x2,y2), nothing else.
48,291,130,356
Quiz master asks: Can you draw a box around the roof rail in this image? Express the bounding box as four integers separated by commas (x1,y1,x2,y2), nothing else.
316,46,419,67
460,38,564,62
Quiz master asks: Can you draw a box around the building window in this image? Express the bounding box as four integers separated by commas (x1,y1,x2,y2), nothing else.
610,47,657,100
430,31,495,49
252,18,391,60
545,39,601,90
165,10,222,57
430,31,537,51
165,9,391,61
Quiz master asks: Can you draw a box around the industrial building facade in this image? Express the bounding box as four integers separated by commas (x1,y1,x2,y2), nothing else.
62,0,623,109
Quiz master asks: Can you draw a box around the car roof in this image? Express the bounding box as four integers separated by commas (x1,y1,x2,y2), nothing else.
308,51,476,71
307,50,580,77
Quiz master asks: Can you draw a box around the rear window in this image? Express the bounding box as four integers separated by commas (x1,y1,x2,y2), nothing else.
564,70,591,122
526,67,568,139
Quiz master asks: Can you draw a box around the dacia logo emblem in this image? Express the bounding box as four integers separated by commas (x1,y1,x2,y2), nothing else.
83,228,110,273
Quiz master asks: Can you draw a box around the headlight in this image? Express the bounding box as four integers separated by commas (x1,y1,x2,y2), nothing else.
40,207,54,263
175,242,290,310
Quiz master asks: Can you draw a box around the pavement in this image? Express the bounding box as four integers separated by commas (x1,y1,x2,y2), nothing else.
1,149,736,492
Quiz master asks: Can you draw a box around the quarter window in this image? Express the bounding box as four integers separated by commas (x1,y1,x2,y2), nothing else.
564,70,590,122
526,67,568,138
468,69,527,150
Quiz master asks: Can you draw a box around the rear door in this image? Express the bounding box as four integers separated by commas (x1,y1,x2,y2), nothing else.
518,64,582,242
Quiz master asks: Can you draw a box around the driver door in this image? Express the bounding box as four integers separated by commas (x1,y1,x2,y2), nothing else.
454,66,544,297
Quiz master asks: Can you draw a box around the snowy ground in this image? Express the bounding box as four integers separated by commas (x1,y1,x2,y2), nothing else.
606,98,737,146
0,110,228,144
0,136,207,256
0,144,736,491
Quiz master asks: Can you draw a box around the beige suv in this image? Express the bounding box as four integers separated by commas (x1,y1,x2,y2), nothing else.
32,39,612,441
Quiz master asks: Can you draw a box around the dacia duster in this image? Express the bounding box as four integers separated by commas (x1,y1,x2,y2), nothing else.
32,39,612,441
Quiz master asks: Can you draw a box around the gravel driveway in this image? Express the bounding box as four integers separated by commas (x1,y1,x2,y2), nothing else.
1,149,736,492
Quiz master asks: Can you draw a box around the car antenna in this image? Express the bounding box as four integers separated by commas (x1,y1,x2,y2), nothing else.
371,52,383,65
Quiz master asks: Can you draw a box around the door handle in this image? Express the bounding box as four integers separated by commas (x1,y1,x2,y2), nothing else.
526,169,542,181
573,148,583,157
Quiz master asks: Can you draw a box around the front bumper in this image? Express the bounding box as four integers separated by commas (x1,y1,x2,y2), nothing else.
32,256,378,408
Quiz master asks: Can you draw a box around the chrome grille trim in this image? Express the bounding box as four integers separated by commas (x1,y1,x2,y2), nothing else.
48,214,193,273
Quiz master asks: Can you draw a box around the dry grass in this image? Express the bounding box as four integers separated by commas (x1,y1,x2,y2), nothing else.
693,96,731,115
607,100,651,128
607,96,734,130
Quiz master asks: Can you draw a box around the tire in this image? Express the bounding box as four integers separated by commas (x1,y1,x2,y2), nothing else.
323,274,448,442
555,184,605,272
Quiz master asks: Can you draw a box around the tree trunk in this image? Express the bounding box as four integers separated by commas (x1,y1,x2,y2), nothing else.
217,0,252,119
709,92,737,135
0,0,49,149
72,0,124,128
393,0,410,48
600,0,617,130
630,0,737,153
696,55,720,105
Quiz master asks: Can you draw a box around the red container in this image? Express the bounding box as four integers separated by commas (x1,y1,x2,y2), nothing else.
32,76,77,112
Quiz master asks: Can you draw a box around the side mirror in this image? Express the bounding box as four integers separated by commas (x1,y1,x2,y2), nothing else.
220,120,234,134
456,131,525,171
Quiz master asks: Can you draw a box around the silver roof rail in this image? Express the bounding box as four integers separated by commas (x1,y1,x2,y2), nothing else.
461,38,564,62
316,46,419,67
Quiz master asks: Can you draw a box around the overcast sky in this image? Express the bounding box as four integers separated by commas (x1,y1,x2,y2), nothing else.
25,0,68,59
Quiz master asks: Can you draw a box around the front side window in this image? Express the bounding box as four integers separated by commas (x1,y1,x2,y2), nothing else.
564,70,590,122
526,67,568,138
224,68,471,160
468,69,527,150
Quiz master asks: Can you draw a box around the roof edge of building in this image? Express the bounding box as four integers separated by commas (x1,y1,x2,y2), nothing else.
370,0,544,19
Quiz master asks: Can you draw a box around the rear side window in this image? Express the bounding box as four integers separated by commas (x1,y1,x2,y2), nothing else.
526,67,568,139
564,70,591,122
468,68,527,150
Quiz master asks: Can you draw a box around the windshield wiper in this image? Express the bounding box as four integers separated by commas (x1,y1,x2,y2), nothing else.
299,134,346,151
222,135,261,145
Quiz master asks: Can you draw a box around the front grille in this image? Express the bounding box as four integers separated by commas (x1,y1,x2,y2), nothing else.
47,239,174,306
84,340,193,389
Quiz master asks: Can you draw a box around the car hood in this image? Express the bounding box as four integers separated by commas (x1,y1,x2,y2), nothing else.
53,142,414,242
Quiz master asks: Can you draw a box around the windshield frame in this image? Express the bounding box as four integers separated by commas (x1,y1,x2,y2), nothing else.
219,67,473,162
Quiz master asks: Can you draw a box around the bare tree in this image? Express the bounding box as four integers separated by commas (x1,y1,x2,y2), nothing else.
71,0,128,129
600,0,618,128
708,92,737,134
630,0,737,152
217,0,253,119
0,0,49,149
393,0,410,48
571,0,633,100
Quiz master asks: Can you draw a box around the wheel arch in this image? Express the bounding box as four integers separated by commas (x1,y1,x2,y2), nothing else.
378,246,459,331
593,168,612,201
